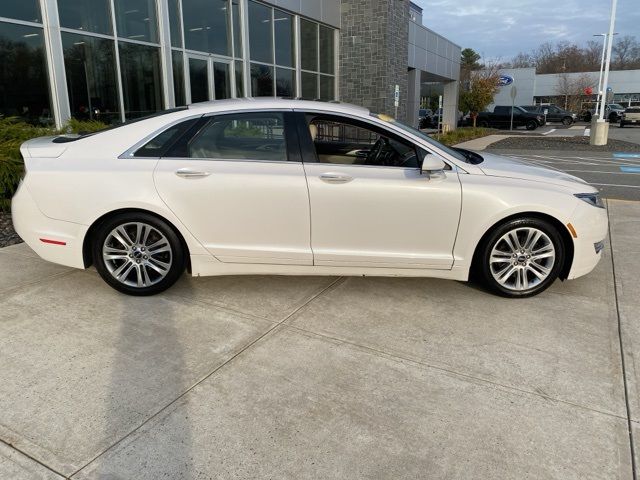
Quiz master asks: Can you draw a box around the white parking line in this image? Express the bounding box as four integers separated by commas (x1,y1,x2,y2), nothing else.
583,129,590,136
542,129,556,136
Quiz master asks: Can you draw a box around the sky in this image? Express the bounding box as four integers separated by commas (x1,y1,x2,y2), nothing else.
411,0,640,62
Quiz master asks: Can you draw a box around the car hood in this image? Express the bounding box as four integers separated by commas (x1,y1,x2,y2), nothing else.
476,152,595,192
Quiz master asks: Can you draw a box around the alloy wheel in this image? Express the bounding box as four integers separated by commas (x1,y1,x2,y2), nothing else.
102,222,173,288
489,227,556,292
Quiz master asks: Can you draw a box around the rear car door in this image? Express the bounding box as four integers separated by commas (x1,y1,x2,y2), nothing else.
297,111,462,269
152,111,312,265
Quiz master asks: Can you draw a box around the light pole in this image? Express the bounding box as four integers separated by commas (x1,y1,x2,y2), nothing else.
590,0,618,146
598,0,617,123
593,32,617,117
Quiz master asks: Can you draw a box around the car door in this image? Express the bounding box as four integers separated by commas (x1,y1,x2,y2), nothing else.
297,111,462,269
153,111,312,265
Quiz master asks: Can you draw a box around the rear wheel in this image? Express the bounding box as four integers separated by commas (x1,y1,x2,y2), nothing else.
92,212,186,296
477,119,489,128
477,218,565,298
619,121,625,128
562,116,573,126
525,120,538,130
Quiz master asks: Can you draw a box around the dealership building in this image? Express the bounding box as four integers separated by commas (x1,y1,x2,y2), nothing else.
0,0,460,130
492,67,640,110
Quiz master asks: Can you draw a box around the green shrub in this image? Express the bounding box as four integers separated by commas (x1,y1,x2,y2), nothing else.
0,118,56,211
65,117,108,134
431,127,498,146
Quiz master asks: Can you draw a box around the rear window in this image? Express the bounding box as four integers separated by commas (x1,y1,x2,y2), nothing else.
134,118,199,157
52,107,189,144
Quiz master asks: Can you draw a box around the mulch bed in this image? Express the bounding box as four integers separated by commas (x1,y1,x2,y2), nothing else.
487,136,640,152
0,212,22,248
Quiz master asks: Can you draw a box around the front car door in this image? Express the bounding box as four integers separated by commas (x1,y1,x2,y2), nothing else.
153,111,312,265
297,111,462,269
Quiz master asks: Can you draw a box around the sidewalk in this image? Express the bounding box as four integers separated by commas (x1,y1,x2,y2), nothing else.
0,200,638,479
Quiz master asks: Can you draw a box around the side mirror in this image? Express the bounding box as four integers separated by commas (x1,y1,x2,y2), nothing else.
421,153,447,179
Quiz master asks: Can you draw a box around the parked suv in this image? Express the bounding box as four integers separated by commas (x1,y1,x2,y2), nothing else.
476,106,544,130
620,106,640,127
581,104,625,122
521,105,577,126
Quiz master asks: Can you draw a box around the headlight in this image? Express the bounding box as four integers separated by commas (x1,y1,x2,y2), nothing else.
575,193,604,209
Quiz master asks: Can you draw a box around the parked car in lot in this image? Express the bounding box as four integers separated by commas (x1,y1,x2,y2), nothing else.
521,105,577,125
418,108,433,129
476,106,545,130
619,106,640,127
13,99,607,298
581,103,626,122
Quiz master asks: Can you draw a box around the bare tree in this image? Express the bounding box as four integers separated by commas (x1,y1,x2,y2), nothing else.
612,35,640,69
555,73,594,111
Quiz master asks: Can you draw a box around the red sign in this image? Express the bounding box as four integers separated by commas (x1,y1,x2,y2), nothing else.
584,87,593,95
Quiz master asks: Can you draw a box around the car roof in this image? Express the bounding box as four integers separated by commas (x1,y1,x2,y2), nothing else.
186,97,371,116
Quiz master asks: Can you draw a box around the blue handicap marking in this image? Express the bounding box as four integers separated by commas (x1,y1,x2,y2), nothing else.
620,166,640,173
613,152,640,159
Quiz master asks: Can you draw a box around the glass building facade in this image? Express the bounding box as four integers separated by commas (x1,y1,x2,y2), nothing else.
0,0,338,127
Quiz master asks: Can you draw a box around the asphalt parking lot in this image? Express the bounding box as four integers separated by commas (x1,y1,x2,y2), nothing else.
0,199,638,479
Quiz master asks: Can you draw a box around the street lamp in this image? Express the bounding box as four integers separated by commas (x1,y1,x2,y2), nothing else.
593,32,617,116
597,0,618,123
590,0,618,146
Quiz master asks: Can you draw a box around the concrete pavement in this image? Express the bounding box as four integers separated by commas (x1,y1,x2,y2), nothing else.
0,200,638,479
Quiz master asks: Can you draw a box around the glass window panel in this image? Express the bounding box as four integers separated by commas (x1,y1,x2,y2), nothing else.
57,0,112,35
0,1,41,23
189,113,286,161
183,0,231,56
214,62,231,99
276,68,294,97
274,10,293,68
319,75,334,101
135,118,198,157
168,0,182,47
235,60,244,97
118,42,163,119
300,19,318,72
188,57,209,103
248,1,272,64
172,50,186,106
319,25,334,74
114,0,158,43
301,71,318,100
61,32,120,124
232,0,242,58
250,63,273,97
0,23,51,125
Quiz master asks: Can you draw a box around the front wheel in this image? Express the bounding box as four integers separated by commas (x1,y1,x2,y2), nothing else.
477,120,489,128
477,218,565,298
92,213,186,296
525,120,538,130
562,116,573,126
619,121,625,128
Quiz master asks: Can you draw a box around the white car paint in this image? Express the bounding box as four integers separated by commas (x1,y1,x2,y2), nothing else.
12,98,607,288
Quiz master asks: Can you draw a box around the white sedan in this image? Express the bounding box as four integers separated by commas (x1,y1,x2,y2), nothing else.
12,99,607,297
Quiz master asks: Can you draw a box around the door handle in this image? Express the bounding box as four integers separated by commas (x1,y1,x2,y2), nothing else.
175,168,211,178
319,173,353,184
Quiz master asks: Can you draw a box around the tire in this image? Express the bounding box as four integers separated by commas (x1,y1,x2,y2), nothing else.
476,217,565,298
584,112,592,122
620,121,625,128
477,120,489,128
525,120,538,130
562,116,573,126
92,212,186,296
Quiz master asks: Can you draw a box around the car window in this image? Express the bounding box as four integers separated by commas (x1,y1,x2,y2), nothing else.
134,118,199,157
307,115,419,168
187,112,287,161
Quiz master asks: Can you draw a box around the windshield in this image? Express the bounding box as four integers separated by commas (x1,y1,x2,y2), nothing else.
371,113,471,163
610,104,624,110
